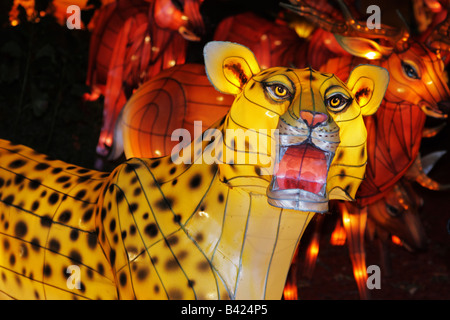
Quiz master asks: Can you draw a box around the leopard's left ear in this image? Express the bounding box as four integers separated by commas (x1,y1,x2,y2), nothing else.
204,41,261,95
346,65,389,116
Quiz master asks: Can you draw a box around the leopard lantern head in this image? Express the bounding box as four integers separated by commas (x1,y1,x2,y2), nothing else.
204,41,389,213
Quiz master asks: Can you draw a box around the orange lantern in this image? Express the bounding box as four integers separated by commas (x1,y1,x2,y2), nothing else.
302,214,325,281
117,64,233,159
88,0,205,157
86,0,150,101
340,202,370,300
330,218,347,246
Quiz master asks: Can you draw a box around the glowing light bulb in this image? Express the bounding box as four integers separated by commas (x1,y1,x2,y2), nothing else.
364,51,378,60
391,235,403,246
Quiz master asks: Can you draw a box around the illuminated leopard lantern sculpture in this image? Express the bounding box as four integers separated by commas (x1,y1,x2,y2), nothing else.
0,42,388,299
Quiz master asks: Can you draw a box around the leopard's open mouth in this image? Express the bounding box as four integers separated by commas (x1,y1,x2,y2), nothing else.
267,141,336,213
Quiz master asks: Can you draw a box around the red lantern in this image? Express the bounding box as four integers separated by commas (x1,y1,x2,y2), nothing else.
87,0,205,156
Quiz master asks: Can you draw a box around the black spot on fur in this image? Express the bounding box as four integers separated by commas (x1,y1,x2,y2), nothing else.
43,264,52,277
165,258,178,271
145,223,158,238
58,210,72,223
173,214,182,224
3,195,14,205
35,163,50,171
195,233,204,243
9,254,15,266
125,162,141,173
14,174,25,185
70,229,79,241
137,268,149,280
49,239,61,252
156,197,174,211
32,201,39,211
188,280,195,288
14,221,27,237
87,233,97,250
150,160,160,169
101,208,107,221
40,215,52,227
52,167,63,174
116,191,125,203
69,250,82,264
119,273,127,287
94,182,103,191
77,176,90,183
197,261,209,271
30,238,40,252
129,203,138,213
165,236,179,246
109,219,116,232
9,159,26,169
48,193,59,205
133,187,141,196
75,190,87,199
82,209,93,222
109,249,116,266
29,179,41,190
3,239,10,250
97,263,105,276
56,176,70,183
189,174,202,189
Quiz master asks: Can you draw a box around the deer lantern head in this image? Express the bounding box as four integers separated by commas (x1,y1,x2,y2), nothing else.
284,0,450,201
153,0,205,41
283,0,450,119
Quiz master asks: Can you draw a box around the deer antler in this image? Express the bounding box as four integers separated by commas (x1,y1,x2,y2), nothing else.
282,0,410,57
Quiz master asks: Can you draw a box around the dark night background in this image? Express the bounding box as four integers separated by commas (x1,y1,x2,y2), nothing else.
0,0,448,300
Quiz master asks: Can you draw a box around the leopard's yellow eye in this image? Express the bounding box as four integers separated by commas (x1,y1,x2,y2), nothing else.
325,93,351,112
265,83,292,101
275,85,287,96
330,96,341,107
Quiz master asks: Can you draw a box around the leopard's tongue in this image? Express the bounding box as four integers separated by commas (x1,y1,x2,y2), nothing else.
276,144,328,194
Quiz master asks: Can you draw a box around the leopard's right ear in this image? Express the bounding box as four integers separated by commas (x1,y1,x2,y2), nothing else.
204,41,261,95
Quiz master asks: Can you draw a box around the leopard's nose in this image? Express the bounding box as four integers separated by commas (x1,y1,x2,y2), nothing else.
299,110,328,128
